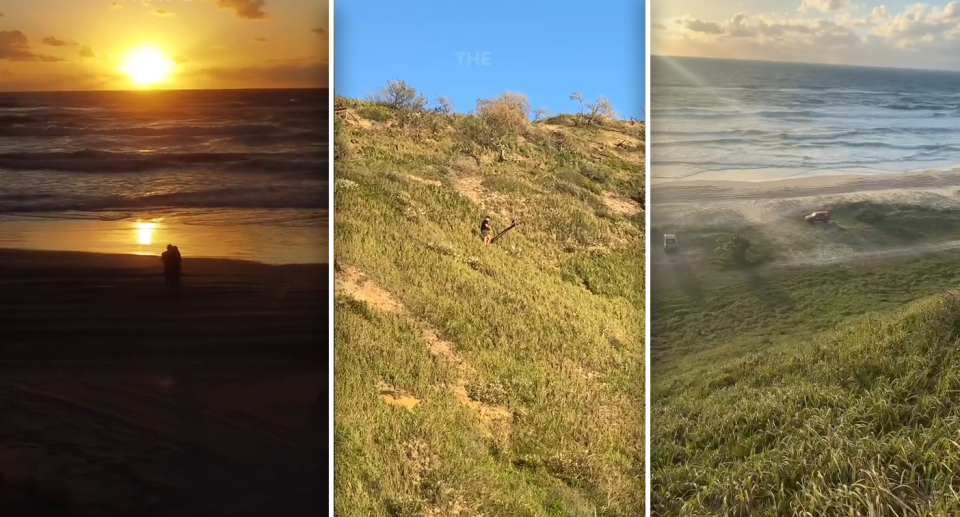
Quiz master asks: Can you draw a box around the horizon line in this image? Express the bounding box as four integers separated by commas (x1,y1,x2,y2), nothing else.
0,86,330,94
651,53,960,75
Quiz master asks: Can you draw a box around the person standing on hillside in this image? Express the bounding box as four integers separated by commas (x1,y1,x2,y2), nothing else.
480,216,493,245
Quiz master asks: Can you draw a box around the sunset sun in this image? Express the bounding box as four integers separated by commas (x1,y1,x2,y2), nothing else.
119,48,174,87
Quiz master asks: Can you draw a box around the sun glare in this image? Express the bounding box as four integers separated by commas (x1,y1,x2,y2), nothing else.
135,221,158,245
119,48,174,87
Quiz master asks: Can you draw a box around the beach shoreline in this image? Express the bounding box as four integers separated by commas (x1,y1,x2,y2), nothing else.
651,168,960,205
0,247,327,361
0,246,327,515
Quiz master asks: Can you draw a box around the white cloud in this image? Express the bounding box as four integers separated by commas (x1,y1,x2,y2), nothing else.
799,0,853,13
678,12,859,47
684,19,724,34
661,0,960,65
868,2,960,49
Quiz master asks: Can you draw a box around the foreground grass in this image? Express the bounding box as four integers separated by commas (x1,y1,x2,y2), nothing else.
652,230,960,515
653,292,960,516
334,98,644,516
652,252,960,367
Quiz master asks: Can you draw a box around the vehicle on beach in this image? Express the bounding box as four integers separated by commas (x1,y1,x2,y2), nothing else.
664,233,680,253
805,210,831,224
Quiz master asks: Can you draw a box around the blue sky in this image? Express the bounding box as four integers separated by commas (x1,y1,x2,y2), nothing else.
335,1,645,119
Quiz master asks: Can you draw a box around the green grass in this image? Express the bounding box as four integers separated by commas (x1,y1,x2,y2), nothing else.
827,200,960,243
652,252,960,367
652,218,960,515
334,98,644,516
653,292,960,516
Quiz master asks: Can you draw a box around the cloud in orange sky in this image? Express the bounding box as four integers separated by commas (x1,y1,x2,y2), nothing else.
184,60,326,86
0,31,64,62
79,45,95,58
42,36,77,47
214,0,268,20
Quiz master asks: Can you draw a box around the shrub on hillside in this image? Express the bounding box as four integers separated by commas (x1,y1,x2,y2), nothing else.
456,115,488,165
715,234,752,265
434,95,453,114
569,92,617,126
471,92,530,162
453,93,532,163
476,92,530,139
586,96,616,125
366,80,427,111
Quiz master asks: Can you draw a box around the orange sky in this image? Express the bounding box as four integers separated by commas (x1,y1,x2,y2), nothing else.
0,0,328,91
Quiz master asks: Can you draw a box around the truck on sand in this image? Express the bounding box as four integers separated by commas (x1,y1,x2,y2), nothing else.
805,210,831,224
664,234,679,253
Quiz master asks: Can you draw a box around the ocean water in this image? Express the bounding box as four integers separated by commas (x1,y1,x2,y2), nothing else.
0,89,328,264
651,56,960,182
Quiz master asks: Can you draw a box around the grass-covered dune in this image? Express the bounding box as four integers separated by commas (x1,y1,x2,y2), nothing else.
652,291,960,516
333,83,645,516
651,191,960,516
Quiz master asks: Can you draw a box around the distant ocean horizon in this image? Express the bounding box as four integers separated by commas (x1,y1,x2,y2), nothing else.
0,88,328,264
651,56,960,182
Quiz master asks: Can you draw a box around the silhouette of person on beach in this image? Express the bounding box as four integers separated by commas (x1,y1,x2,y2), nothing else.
161,244,182,290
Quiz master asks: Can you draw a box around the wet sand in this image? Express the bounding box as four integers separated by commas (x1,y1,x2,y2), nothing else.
0,248,327,516
651,169,960,205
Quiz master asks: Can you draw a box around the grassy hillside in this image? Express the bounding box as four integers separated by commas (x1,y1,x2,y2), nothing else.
332,88,645,517
651,201,960,515
653,291,960,516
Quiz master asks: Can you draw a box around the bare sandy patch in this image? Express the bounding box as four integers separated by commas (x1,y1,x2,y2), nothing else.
334,265,406,314
602,191,643,216
453,176,490,208
335,108,373,130
336,265,514,435
452,175,531,224
376,381,420,410
404,174,442,187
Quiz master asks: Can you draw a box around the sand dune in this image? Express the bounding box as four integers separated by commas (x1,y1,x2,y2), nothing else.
0,249,326,516
650,170,960,269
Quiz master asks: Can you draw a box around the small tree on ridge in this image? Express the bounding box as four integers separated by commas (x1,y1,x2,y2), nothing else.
367,80,427,111
475,92,530,162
